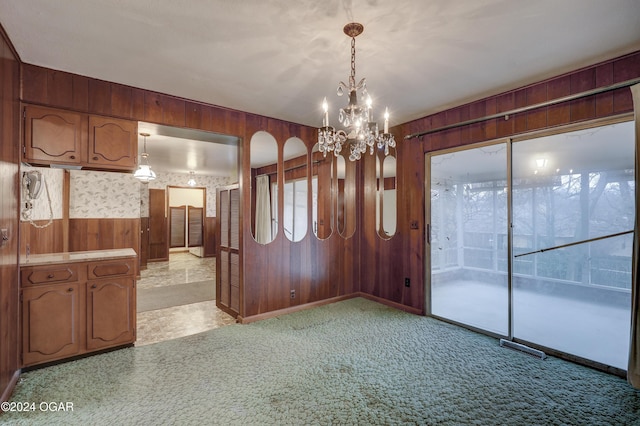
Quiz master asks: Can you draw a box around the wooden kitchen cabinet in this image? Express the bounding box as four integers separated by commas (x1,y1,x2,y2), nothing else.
86,277,135,350
23,105,85,167
21,283,82,367
23,104,138,171
20,249,137,368
88,115,137,169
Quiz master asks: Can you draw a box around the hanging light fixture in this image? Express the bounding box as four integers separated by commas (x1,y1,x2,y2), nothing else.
134,132,157,183
187,171,197,187
318,22,396,161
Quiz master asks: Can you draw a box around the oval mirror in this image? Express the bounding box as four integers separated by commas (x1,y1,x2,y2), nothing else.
336,153,356,238
250,131,278,244
378,152,397,238
283,137,308,242
311,143,333,239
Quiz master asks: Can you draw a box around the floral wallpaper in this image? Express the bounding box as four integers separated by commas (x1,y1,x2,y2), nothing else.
20,166,64,222
22,168,233,221
69,170,141,219
141,172,233,218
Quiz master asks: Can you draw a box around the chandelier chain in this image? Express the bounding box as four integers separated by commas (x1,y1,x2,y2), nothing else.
350,37,356,88
318,22,396,162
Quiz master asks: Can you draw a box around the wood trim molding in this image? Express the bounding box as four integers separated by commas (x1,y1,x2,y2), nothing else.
356,293,424,316
238,294,356,324
0,23,21,63
0,370,20,403
237,292,424,324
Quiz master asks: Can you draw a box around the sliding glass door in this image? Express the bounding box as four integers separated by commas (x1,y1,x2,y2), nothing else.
429,143,509,335
427,119,635,370
511,121,634,369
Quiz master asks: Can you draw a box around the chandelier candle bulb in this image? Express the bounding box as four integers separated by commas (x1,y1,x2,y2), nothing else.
322,97,329,127
317,22,396,161
384,108,389,134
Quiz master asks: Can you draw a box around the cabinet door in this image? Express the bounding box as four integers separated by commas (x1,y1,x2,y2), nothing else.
86,278,135,350
22,283,81,367
88,116,137,170
24,105,84,166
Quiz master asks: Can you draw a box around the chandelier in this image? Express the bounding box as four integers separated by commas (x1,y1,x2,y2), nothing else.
134,132,157,183
318,22,396,161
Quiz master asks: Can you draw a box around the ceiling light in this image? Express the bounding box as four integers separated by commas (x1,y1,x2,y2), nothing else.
187,171,196,187
318,22,396,162
134,133,157,183
535,158,547,168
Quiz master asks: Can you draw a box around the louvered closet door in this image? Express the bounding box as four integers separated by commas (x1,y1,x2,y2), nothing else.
217,185,240,316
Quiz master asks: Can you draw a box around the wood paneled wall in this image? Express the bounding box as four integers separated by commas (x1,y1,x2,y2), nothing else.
361,51,640,314
0,24,21,402
20,62,358,319
19,220,65,255
204,217,217,257
20,49,640,320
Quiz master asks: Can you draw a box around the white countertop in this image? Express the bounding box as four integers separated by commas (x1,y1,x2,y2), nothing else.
20,248,137,267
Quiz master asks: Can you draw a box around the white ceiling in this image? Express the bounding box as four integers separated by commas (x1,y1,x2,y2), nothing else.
1,0,639,176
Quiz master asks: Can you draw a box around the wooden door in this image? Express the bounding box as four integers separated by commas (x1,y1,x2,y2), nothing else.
22,283,82,366
23,105,84,166
188,206,203,247
87,115,137,170
217,185,240,317
86,278,135,350
148,188,168,261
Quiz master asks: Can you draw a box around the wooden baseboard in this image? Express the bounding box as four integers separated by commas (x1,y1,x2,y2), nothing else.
1,369,20,403
238,294,356,324
238,293,423,324
355,292,424,316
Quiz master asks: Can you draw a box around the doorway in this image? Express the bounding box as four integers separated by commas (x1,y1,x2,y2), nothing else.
426,119,635,371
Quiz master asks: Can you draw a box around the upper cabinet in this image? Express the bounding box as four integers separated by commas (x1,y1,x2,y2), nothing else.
23,104,137,172
88,115,138,169
24,105,85,167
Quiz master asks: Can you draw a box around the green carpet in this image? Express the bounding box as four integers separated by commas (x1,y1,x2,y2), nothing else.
4,298,640,425
136,280,215,312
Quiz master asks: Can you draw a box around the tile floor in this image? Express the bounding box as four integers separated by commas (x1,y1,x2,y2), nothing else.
136,252,236,346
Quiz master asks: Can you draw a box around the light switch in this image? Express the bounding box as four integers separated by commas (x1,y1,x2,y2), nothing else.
0,229,8,247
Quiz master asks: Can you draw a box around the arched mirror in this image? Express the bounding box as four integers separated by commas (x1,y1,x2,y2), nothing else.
250,131,278,244
311,144,333,239
283,137,308,242
376,150,397,239
336,153,356,238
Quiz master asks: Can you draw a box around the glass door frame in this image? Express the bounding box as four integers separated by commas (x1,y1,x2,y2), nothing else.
425,114,635,371
425,138,513,340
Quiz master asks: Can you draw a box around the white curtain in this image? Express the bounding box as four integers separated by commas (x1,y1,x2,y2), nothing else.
255,175,272,244
630,83,640,388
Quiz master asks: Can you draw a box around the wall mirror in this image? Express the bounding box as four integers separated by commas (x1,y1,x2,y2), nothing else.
335,153,356,238
250,131,278,244
311,144,333,240
376,150,397,239
283,137,308,242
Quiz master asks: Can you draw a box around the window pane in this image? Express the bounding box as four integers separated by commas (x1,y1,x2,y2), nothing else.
512,120,634,369
430,143,508,335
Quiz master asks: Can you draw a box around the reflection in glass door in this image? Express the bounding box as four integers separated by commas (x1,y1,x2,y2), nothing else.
429,143,509,335
511,121,634,369
427,120,635,371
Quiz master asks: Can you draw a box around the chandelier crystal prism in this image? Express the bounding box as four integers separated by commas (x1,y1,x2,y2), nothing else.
318,22,396,161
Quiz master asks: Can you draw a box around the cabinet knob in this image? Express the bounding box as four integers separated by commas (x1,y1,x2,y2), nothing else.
91,284,97,289
47,274,54,279
70,155,75,159
93,156,99,160
68,288,73,292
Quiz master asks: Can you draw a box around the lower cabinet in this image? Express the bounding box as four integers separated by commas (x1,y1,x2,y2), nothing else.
22,283,82,367
87,278,135,350
20,257,136,368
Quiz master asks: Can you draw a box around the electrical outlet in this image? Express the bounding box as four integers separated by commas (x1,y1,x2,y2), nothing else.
290,289,295,299
405,278,410,287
